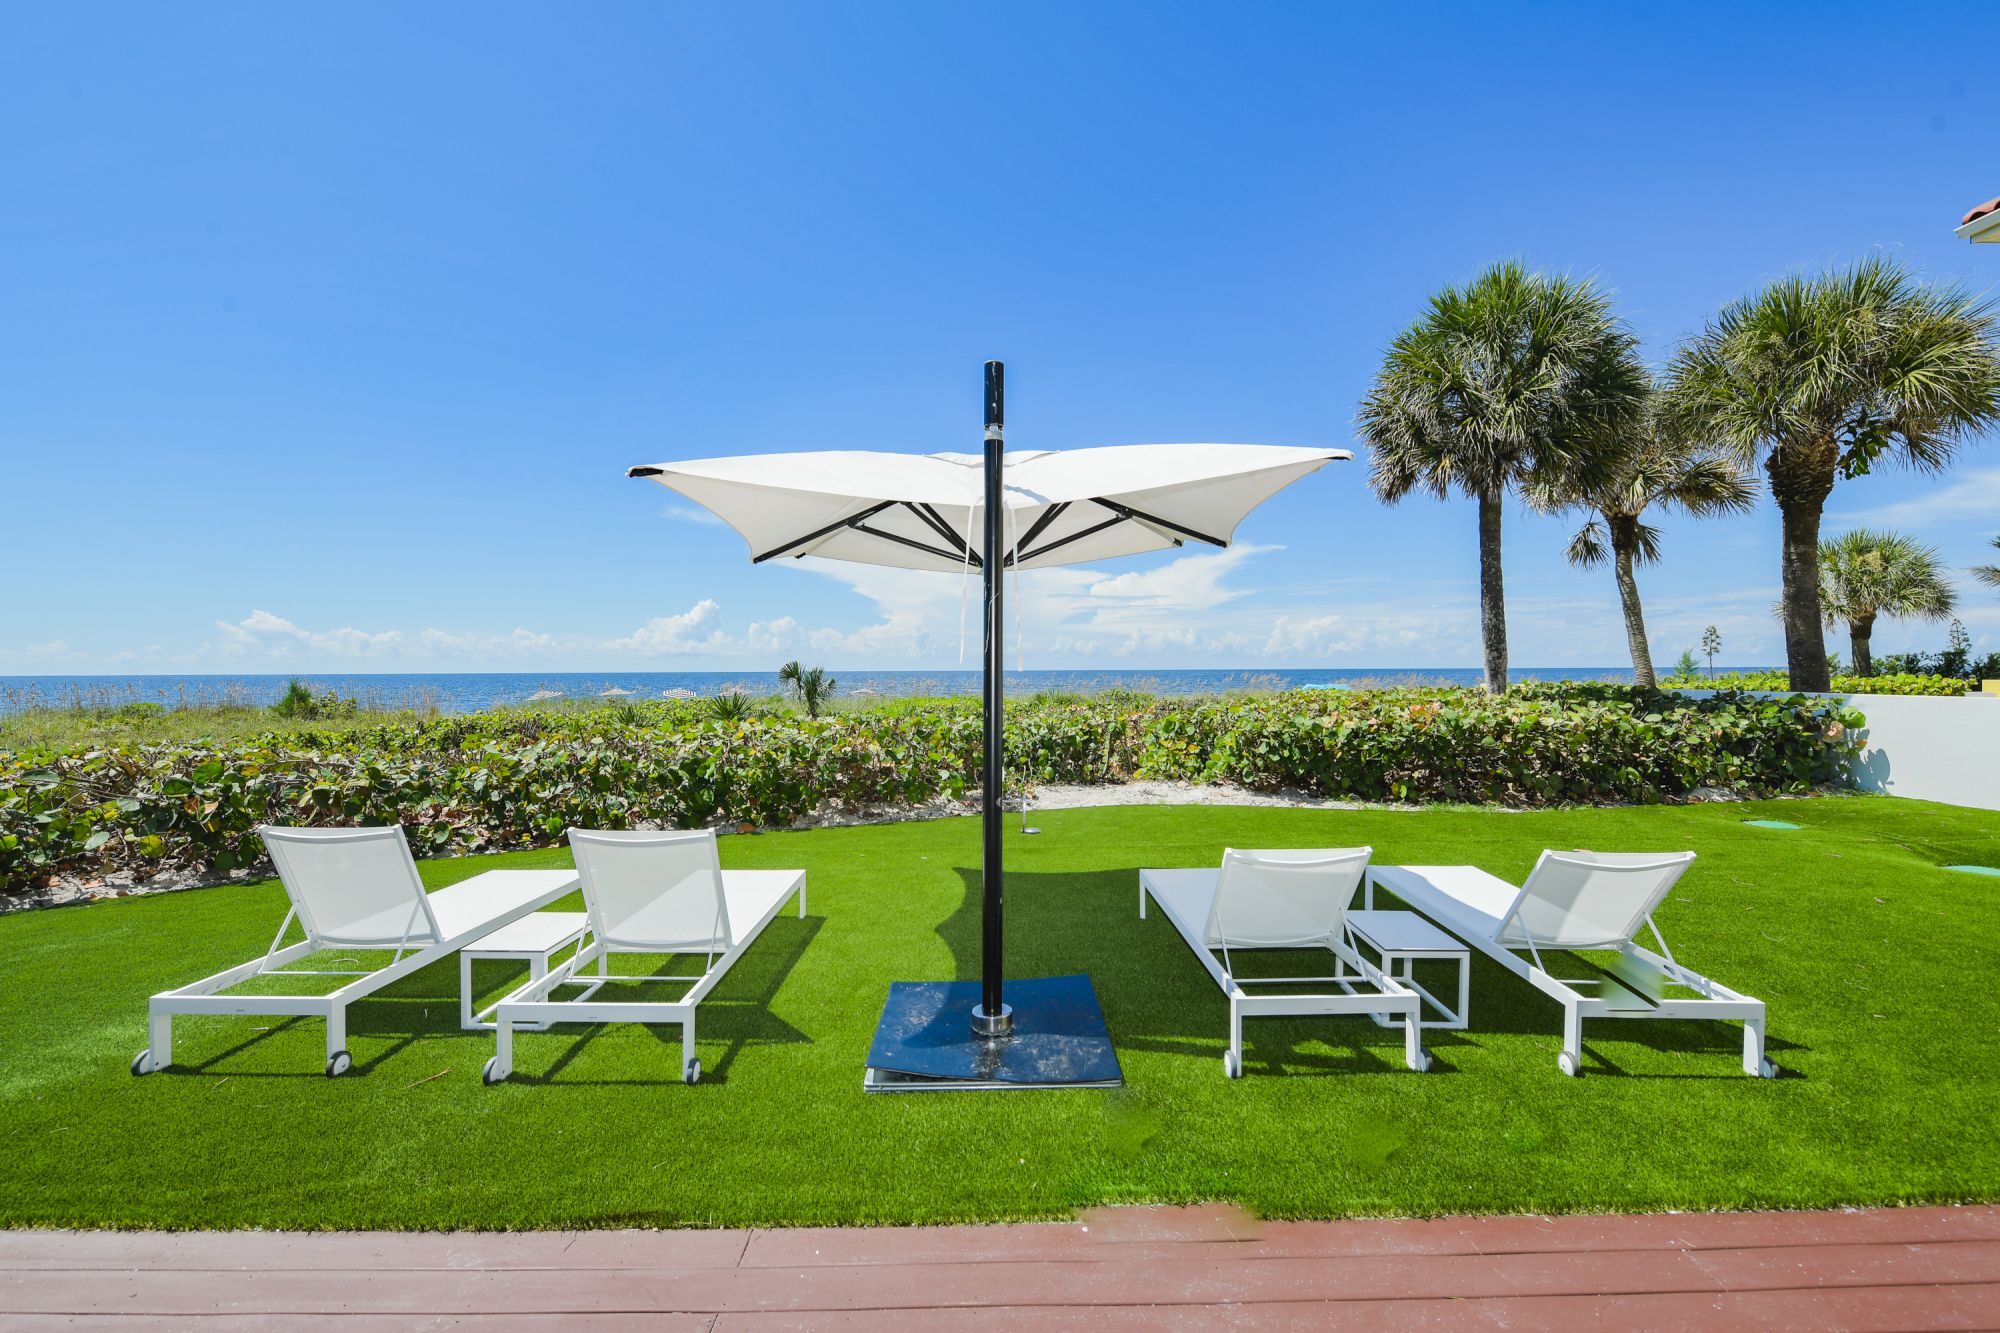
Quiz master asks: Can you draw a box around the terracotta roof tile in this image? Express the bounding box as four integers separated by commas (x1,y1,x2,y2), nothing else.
1962,195,2000,225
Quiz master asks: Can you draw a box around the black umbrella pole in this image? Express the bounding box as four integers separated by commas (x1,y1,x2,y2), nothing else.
972,360,1012,1038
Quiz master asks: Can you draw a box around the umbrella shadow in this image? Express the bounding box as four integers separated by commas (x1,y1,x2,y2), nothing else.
521,914,823,1086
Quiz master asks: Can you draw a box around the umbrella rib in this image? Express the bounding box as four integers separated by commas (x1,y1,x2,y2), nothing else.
1091,498,1228,547
846,522,980,567
1016,511,1131,564
904,502,981,564
1002,502,1069,568
753,501,896,563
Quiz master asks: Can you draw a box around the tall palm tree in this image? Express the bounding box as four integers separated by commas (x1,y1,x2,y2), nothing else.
1660,258,2000,691
1361,261,1647,693
1818,530,1957,676
1539,407,1756,687
1975,536,2000,591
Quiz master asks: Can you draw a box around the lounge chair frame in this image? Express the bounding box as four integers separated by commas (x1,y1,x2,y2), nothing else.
484,829,804,1086
1140,849,1429,1078
1366,855,1773,1079
136,826,579,1077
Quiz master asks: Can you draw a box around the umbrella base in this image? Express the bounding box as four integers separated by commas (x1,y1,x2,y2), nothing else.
863,974,1123,1092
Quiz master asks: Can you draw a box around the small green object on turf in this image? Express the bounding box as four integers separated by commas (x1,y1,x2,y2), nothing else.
1742,819,1801,830
1943,864,2000,878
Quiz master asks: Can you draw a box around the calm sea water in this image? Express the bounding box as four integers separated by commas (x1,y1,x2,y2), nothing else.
0,667,1700,716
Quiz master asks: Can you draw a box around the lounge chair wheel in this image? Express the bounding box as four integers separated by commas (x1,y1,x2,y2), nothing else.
482,1056,507,1086
1557,1050,1580,1078
325,1050,352,1078
131,1048,154,1076
684,1057,702,1085
1222,1050,1242,1079
1758,1058,1777,1080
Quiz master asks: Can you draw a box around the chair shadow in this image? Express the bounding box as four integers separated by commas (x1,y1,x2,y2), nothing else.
1360,886,1806,1078
520,914,823,1087
165,956,472,1077
166,914,822,1083
942,865,1428,1077
937,864,1798,1082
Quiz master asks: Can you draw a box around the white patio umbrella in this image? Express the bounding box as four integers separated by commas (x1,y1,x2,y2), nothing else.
629,362,1348,1088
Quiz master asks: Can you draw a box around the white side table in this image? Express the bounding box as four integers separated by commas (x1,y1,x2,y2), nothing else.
460,912,590,1031
1346,909,1470,1031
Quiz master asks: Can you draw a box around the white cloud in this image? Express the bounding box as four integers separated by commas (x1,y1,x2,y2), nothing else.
1828,466,2000,532
1084,544,1273,618
418,627,557,656
664,504,726,527
215,609,405,658
602,599,730,655
782,543,1286,663
599,602,813,658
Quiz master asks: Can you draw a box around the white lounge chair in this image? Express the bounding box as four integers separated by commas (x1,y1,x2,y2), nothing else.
1367,852,1774,1078
135,825,580,1077
1140,848,1429,1077
482,828,805,1086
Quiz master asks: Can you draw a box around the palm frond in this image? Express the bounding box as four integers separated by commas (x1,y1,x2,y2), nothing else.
1359,260,1647,508
1818,528,1959,625
1974,537,2000,590
1565,517,1610,569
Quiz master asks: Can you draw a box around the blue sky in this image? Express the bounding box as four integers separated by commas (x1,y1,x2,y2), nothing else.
6,2,2000,674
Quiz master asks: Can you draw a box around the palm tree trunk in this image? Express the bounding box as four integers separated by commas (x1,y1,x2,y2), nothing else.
1609,516,1655,688
1478,487,1508,693
1849,614,1875,678
1768,444,1834,692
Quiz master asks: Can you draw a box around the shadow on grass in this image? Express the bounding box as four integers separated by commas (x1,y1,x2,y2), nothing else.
163,914,823,1084
516,913,823,1087
939,865,1421,1078
164,957,465,1077
934,864,1795,1082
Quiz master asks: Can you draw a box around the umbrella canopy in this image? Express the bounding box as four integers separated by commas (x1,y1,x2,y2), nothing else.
627,444,1348,573
627,364,1349,1082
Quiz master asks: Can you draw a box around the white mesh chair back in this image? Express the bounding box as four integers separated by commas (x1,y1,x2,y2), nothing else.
1204,847,1372,948
569,828,732,952
258,825,439,948
1497,850,1696,951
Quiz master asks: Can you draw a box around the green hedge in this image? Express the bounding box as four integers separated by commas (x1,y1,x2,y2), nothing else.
1663,671,1971,697
1,685,1860,891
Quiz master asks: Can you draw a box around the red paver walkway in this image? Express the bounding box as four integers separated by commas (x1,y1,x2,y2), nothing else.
3,1204,1996,1330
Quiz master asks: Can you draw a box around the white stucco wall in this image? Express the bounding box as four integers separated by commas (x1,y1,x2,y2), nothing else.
1840,692,2000,811
1672,688,2000,812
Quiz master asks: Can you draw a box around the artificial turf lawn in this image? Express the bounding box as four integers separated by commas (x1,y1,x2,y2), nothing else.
3,795,1996,1231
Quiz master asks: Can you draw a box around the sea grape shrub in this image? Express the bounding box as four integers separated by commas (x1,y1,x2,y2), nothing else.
0,686,1860,891
1660,670,1970,697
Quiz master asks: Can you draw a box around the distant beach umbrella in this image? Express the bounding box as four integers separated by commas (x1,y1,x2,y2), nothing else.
661,687,698,699
599,686,634,697
628,361,1347,1089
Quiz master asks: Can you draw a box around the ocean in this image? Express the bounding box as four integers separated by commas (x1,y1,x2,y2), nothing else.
0,667,1695,716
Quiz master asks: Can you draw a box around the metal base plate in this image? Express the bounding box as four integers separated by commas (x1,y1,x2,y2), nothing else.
863,974,1123,1092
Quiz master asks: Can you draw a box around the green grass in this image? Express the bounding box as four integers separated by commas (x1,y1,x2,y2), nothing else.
3,795,1996,1231
0,703,437,751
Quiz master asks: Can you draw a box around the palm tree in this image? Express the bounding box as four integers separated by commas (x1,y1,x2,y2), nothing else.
1817,530,1957,676
1661,258,2000,691
1975,536,2000,591
1361,261,1647,693
777,660,836,717
1538,404,1756,687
